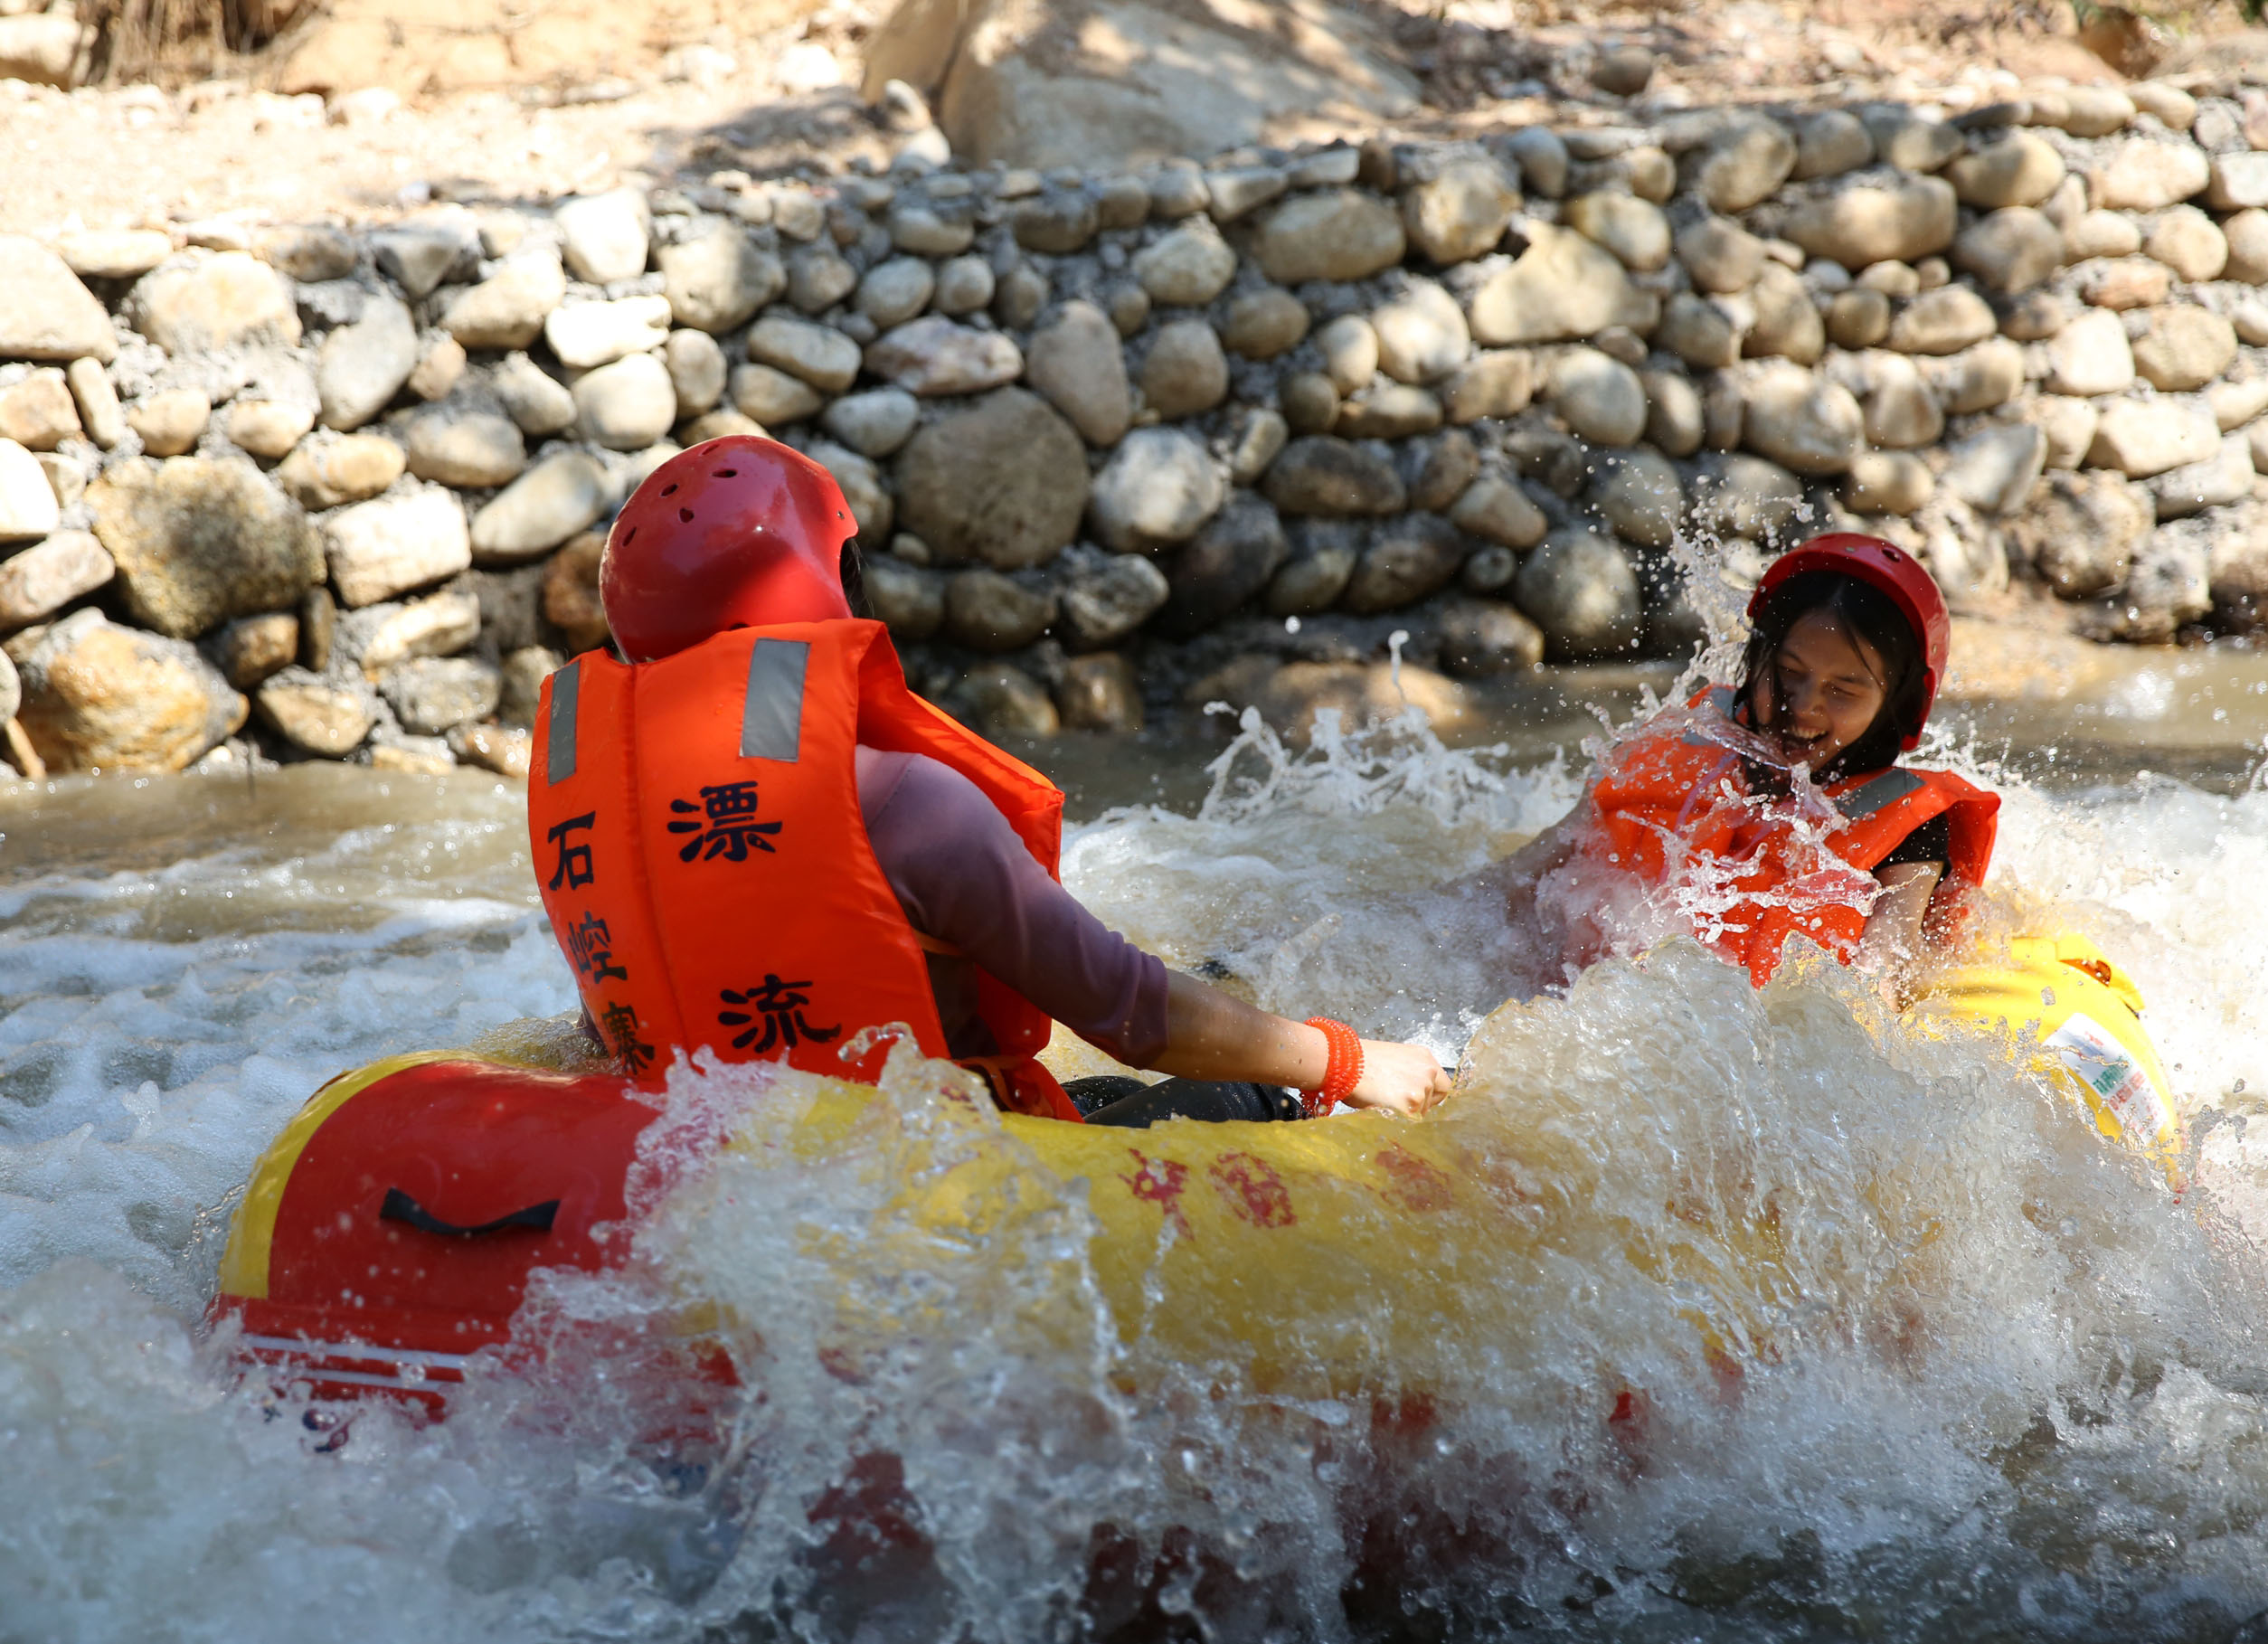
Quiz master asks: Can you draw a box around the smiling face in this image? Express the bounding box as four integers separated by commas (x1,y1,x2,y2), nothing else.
1746,609,1889,772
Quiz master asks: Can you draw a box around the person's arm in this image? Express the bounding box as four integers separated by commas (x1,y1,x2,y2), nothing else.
1857,860,1943,1001
1146,971,1450,1118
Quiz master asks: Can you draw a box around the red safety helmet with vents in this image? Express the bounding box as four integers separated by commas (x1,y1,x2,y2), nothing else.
1749,533,1950,750
600,436,857,663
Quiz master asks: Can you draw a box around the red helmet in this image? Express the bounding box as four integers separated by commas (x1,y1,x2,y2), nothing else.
600,436,856,663
1748,533,1949,751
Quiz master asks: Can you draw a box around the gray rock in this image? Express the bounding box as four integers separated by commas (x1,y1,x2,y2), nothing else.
888,201,977,257
468,451,610,562
1947,132,2067,208
893,388,1088,569
1924,336,2027,419
1250,189,1407,284
1204,166,1289,223
257,669,375,755
748,315,865,393
226,398,317,459
660,225,784,334
572,353,677,450
341,589,483,675
2084,516,2210,641
1739,362,1863,476
1088,426,1224,552
0,368,79,452
932,255,995,316
1261,437,1406,515
1460,543,1517,593
554,188,650,285
1139,319,1230,420
1228,407,1290,487
2065,209,2143,261
543,296,673,369
664,328,728,418
1281,372,1339,433
317,294,418,431
1784,176,1958,270
1743,264,1825,363
56,228,174,281
950,661,1058,737
1317,315,1379,394
1013,192,1101,255
1132,223,1237,307
2088,399,2222,478
862,554,947,640
2046,307,2134,396
1503,127,1569,198
786,244,858,313
1843,450,1935,515
1942,424,2047,515
1675,215,1764,295
1641,369,1705,457
1057,545,1170,647
491,354,579,436
1264,525,1361,616
1655,294,1742,370
2092,140,2209,212
1514,529,1641,658
854,257,936,329
2132,307,2239,392
1688,453,1803,540
991,265,1048,329
440,250,566,351
2146,205,2227,281
65,359,126,450
945,568,1057,651
1681,116,1796,213
1371,279,1469,385
274,433,404,509
805,439,893,542
323,485,472,609
1564,190,1669,271
866,316,1024,396
0,526,109,632
1401,156,1520,265
128,253,301,356
1406,430,1480,513
1826,288,1892,350
1222,288,1310,360
1953,208,2065,294
0,236,118,364
1344,513,1467,612
1547,347,1646,446
1448,474,1547,548
402,409,525,488
372,213,476,299
86,457,320,638
2150,433,2254,519
381,656,502,734
1054,652,1143,732
1470,223,1649,346
730,362,825,426
1885,285,1997,354
1443,350,1535,423
821,387,921,458
1025,300,1130,447
1438,596,1544,676
1158,492,1287,634
1591,448,1684,547
1791,109,1875,181
16,610,247,772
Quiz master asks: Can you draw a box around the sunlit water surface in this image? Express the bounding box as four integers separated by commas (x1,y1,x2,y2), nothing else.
6,650,2268,1643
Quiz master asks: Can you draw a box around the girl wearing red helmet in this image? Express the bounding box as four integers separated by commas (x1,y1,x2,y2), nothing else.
1496,534,1999,992
526,437,1450,1125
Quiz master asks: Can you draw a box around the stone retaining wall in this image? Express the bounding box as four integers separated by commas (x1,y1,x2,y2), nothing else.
9,73,2268,773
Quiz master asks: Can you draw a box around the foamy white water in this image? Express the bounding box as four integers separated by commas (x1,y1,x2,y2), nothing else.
5,688,2268,1641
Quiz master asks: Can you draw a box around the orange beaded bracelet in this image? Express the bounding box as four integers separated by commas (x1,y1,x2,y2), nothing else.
1300,1017,1363,1119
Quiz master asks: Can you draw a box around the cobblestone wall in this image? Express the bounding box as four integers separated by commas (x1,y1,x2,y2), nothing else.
7,73,2268,773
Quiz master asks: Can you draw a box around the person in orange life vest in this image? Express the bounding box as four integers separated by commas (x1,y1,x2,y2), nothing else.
527,436,1451,1126
1495,534,1999,992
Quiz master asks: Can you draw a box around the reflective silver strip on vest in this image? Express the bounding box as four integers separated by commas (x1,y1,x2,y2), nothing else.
741,638,808,761
1835,768,1923,820
544,660,580,784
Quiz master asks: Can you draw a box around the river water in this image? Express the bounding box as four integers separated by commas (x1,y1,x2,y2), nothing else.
7,638,2268,1642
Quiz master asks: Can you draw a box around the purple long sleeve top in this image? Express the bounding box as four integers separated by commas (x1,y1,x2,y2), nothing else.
855,747,1170,1067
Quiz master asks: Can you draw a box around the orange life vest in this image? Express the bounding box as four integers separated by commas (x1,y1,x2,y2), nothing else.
1579,688,1999,985
525,619,1082,1123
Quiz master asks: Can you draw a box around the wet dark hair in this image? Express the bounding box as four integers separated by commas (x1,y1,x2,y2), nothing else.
839,541,872,620
1738,569,1926,781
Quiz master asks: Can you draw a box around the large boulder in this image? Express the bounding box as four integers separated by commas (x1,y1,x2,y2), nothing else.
88,458,322,639
128,253,302,356
1514,529,1641,658
1087,427,1224,553
1781,176,1957,270
1468,224,1650,346
865,0,1419,169
893,388,1090,570
15,610,247,772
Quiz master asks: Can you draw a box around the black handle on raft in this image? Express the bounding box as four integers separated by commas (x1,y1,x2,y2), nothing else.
380,1187,560,1238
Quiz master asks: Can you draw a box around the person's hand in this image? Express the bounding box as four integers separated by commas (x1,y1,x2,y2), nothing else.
1342,1038,1452,1118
